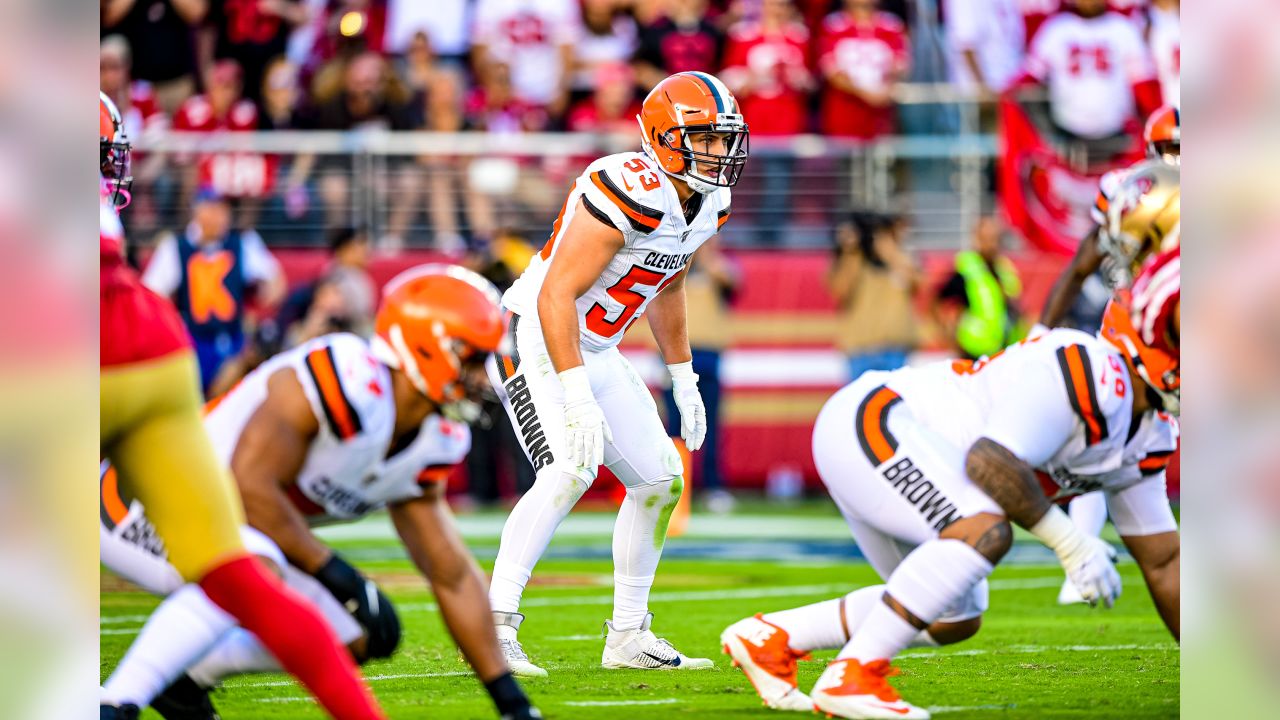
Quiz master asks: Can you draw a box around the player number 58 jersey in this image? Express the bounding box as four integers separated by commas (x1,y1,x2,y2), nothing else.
502,151,731,351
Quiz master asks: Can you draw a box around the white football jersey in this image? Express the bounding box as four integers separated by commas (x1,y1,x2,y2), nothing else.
204,333,471,525
1026,11,1157,138
885,328,1178,496
503,151,731,351
1147,6,1180,107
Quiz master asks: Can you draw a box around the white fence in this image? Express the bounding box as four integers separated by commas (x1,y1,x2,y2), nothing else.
129,93,999,251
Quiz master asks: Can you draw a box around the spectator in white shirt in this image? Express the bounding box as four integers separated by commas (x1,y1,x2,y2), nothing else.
385,0,473,65
472,0,582,121
944,0,1026,97
1021,0,1161,141
1144,0,1179,107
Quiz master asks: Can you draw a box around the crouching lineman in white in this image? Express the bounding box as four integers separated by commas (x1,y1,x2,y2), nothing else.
721,248,1181,719
99,266,541,720
484,72,747,676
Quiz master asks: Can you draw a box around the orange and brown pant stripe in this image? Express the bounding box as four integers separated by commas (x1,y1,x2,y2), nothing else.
855,385,903,466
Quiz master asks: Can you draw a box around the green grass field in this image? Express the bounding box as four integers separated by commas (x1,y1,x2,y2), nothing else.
100,502,1178,719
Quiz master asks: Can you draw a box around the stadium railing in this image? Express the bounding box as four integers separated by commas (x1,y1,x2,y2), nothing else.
129,84,999,251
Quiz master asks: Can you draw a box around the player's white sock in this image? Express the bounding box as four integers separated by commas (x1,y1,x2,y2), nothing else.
490,470,592,614
187,629,279,687
611,478,679,629
1068,492,1108,537
840,539,992,661
101,584,235,707
762,585,884,652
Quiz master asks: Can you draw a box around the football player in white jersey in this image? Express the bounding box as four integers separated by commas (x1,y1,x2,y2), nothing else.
484,71,747,676
721,257,1180,718
1039,139,1179,603
99,267,542,720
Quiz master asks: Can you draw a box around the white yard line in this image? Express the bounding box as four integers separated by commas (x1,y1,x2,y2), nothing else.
901,643,1176,659
103,575,1070,636
563,699,680,707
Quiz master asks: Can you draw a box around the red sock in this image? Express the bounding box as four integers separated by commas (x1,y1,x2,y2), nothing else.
199,554,384,720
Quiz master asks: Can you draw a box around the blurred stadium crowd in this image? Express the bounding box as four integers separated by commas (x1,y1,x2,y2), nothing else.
100,0,1179,501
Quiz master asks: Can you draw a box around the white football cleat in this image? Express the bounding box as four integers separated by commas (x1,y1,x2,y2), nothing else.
1057,578,1087,605
720,614,814,711
811,658,929,720
601,612,713,670
494,611,548,678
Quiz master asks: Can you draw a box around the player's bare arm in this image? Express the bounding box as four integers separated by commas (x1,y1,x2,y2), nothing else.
536,201,625,374
231,366,330,573
645,266,692,365
389,484,509,681
1122,530,1179,638
964,439,1053,528
1041,226,1105,327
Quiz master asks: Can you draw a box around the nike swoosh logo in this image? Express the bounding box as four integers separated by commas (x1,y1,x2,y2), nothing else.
871,704,911,715
642,651,680,667
622,176,635,192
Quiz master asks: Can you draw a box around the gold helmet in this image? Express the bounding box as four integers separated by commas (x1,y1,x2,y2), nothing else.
1100,160,1180,288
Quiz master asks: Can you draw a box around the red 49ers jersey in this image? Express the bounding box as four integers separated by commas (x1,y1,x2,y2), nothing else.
204,333,470,524
503,151,731,351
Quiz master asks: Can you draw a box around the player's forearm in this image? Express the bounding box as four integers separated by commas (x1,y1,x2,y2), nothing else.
647,286,691,365
1041,228,1103,327
394,498,508,681
964,438,1052,529
240,483,331,572
1125,531,1180,639
537,286,585,373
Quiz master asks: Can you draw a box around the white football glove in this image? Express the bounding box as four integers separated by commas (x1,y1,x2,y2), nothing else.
559,366,612,469
1031,506,1122,608
668,361,706,452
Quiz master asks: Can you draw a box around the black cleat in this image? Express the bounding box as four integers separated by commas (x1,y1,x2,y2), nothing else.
100,704,140,720
151,674,221,720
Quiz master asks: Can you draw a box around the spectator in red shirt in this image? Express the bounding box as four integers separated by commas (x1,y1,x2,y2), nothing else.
721,0,813,244
721,0,812,136
466,62,551,134
566,63,642,135
173,60,274,203
816,0,909,140
633,0,724,90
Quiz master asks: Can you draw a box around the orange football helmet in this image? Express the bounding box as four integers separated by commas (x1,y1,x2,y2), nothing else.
1144,105,1179,166
371,265,506,417
637,72,748,194
100,92,132,207
1100,249,1180,415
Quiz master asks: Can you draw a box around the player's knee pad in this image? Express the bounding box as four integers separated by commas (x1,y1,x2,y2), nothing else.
549,467,595,502
627,474,684,513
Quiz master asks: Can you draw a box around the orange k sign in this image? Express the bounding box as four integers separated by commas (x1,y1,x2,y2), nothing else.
187,251,237,324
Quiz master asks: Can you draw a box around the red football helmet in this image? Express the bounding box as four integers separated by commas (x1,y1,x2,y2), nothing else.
371,265,506,417
100,92,132,208
1100,249,1180,415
